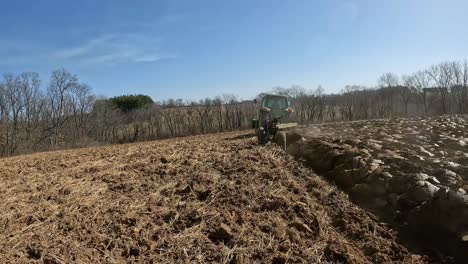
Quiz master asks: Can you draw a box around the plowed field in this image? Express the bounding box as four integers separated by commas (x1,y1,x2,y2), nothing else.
0,132,432,263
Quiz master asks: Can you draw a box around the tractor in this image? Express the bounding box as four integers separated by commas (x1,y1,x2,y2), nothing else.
251,94,297,145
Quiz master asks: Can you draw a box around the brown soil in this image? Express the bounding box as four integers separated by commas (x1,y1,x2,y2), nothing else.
0,132,431,263
287,115,468,263
297,115,468,192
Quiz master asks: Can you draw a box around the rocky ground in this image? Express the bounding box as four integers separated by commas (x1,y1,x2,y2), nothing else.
287,115,468,263
0,132,431,263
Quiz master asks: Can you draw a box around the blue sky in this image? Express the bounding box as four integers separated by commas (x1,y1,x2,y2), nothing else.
1,0,468,101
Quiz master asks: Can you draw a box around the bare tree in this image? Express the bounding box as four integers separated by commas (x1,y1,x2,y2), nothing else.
426,63,453,114
1,74,25,155
17,72,43,150
3,58,468,157
47,68,79,146
339,85,359,121
70,83,95,139
450,61,466,113
378,73,399,117
463,61,468,113
400,75,417,116
413,70,432,115
378,72,399,88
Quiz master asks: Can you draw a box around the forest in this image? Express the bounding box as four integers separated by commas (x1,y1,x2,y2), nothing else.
1,60,467,157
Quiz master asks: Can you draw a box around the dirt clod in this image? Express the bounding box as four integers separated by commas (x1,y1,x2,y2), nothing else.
289,115,468,263
208,223,233,245
26,245,41,260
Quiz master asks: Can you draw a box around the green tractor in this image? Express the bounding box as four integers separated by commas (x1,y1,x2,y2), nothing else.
251,94,297,145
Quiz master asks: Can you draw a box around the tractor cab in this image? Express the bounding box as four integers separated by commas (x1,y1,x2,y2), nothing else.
251,94,296,144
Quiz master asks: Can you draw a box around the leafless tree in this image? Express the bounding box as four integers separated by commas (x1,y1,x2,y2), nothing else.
427,62,453,114
462,61,468,113
449,61,467,113
412,70,432,115
70,84,95,139
378,73,399,118
400,75,417,116
46,68,79,145
18,72,43,147
2,58,468,157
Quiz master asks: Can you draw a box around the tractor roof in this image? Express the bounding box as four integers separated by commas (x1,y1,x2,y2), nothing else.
261,93,288,99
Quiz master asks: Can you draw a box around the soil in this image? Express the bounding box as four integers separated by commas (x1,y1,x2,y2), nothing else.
297,115,468,192
0,131,432,263
287,115,468,263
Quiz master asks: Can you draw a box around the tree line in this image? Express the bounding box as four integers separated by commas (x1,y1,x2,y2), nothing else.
277,60,468,123
0,69,256,157
1,60,468,157
0,70,95,156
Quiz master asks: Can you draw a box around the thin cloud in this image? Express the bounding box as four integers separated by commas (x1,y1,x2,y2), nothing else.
51,33,171,66
52,35,115,59
0,33,175,67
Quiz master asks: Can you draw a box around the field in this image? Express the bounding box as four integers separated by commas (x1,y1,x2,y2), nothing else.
288,115,468,263
0,131,433,263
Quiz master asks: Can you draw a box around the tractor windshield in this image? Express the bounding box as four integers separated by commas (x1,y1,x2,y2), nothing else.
264,96,288,110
